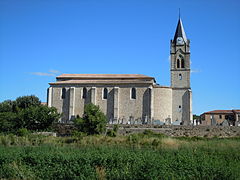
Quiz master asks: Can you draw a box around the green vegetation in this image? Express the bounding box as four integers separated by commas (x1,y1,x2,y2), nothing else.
74,103,107,135
106,125,119,137
0,95,60,133
0,96,240,179
0,133,240,179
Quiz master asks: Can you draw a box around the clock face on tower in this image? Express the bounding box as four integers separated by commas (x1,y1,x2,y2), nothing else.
176,37,184,45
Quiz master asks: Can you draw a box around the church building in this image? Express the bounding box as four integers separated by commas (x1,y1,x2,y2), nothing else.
47,18,192,125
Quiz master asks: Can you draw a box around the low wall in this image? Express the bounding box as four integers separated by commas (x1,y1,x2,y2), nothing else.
109,125,240,137
54,124,240,137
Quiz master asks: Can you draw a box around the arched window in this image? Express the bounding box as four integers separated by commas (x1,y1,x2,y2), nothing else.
103,88,108,99
82,87,87,99
177,59,180,68
62,88,66,99
131,88,136,99
179,74,182,80
181,59,185,68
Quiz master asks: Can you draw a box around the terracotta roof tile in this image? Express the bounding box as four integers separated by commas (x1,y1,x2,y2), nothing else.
204,110,240,114
49,79,153,85
56,74,154,79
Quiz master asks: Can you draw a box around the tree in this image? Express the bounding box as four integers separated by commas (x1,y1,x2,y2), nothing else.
74,103,107,135
17,105,60,131
0,95,60,132
0,112,17,132
0,100,15,113
15,95,41,109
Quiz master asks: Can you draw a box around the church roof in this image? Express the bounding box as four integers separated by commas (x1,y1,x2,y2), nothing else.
50,74,156,85
50,79,154,85
173,18,187,43
56,74,154,80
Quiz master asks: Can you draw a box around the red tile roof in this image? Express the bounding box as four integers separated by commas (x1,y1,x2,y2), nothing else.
56,74,154,80
49,79,153,85
204,109,240,114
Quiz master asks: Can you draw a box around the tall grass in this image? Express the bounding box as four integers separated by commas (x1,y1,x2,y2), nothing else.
0,143,240,179
0,132,240,179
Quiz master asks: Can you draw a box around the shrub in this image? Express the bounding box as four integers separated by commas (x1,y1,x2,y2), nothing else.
74,104,107,135
17,128,29,137
106,129,116,137
72,130,87,139
113,124,119,133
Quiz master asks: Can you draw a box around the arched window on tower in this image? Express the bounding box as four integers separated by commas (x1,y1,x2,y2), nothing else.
181,59,185,68
62,88,66,99
82,87,87,99
131,88,136,99
177,59,180,68
103,88,108,99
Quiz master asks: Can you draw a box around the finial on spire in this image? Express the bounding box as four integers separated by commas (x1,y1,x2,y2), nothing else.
179,8,181,19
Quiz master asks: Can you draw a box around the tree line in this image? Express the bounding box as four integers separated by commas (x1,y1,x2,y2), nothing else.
0,95,107,135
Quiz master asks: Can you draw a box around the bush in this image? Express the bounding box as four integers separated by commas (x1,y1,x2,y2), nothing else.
106,125,119,137
106,129,116,137
17,128,29,137
74,104,107,135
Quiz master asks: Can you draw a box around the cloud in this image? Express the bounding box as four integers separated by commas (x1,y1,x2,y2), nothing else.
49,69,60,74
191,69,201,73
31,72,55,76
30,69,61,77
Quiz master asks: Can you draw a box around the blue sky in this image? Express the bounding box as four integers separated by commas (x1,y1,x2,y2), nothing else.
0,0,239,115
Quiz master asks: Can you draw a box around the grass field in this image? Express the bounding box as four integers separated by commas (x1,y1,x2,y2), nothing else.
0,132,240,180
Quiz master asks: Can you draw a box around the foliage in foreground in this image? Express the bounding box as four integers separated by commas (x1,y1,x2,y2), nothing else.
0,142,240,180
0,133,240,180
74,103,107,135
0,95,60,132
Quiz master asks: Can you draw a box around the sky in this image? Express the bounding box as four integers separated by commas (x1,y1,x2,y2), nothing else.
0,0,239,115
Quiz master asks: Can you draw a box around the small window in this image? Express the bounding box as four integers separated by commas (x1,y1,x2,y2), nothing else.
177,59,180,68
219,115,222,119
179,74,182,80
181,59,185,68
178,105,182,112
82,87,87,99
62,88,66,99
103,88,108,99
131,88,136,99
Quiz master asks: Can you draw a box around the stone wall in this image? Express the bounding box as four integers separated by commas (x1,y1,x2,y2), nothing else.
50,84,152,123
153,87,172,123
109,125,240,137
54,124,240,137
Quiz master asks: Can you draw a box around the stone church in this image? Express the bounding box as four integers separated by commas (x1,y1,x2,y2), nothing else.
47,18,192,125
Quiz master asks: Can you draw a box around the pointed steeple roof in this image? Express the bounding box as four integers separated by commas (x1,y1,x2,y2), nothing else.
173,18,187,43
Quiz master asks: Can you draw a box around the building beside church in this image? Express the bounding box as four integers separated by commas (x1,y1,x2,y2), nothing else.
200,110,240,126
47,18,192,125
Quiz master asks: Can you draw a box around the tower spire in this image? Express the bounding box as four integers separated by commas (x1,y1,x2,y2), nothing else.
173,16,187,43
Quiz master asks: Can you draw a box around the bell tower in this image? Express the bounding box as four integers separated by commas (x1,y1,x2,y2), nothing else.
170,17,192,125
